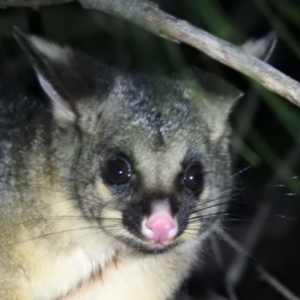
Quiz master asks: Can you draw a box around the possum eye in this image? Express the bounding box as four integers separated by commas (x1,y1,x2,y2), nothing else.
183,163,204,192
103,157,132,186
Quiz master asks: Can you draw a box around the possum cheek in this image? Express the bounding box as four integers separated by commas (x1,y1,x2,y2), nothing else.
141,201,178,244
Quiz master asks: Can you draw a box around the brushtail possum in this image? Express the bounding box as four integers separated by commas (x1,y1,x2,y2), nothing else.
0,28,275,300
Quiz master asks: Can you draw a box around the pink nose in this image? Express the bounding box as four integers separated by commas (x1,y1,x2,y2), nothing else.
142,213,178,244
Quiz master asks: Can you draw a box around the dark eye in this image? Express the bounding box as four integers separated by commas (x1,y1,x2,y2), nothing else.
183,163,204,192
103,157,132,186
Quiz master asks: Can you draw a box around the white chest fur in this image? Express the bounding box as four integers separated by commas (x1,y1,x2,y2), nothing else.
33,247,100,300
31,240,198,300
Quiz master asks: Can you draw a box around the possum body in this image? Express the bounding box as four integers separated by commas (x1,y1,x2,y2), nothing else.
0,29,274,300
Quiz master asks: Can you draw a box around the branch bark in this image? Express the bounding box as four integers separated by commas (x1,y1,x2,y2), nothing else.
0,0,72,6
80,0,300,107
1,0,300,108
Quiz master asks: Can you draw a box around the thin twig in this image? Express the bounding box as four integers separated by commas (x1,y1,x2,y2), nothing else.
220,203,271,288
220,229,300,300
257,265,300,300
226,283,239,300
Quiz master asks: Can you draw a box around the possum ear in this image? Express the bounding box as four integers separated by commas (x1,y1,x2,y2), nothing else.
13,27,94,123
189,70,243,141
241,31,277,62
13,28,75,123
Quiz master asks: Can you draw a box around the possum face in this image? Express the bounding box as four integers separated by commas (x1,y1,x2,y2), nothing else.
83,75,239,254
15,29,242,254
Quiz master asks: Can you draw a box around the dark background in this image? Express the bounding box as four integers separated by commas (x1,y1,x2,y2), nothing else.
0,1,300,299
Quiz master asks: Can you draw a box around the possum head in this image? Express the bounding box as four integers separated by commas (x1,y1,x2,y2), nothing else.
14,29,274,254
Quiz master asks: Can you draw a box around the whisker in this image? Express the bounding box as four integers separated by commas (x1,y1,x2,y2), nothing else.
228,165,253,181
189,199,234,215
189,190,233,209
0,225,100,249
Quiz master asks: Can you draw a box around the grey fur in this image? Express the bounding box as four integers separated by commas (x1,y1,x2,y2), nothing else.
0,30,274,299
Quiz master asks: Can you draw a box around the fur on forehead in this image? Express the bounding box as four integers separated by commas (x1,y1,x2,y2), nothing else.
97,71,240,144
92,75,201,148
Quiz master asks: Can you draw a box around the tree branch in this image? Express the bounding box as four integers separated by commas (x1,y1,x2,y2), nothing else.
1,0,300,108
0,0,72,6
80,0,300,107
